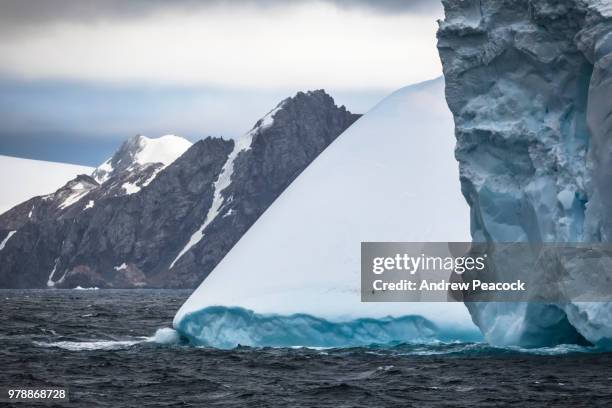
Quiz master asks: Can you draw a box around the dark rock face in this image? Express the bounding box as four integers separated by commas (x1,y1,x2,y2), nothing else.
0,90,359,288
164,90,360,288
0,137,232,288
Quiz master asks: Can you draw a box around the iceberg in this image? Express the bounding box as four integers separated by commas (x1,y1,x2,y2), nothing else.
438,0,612,347
174,78,481,348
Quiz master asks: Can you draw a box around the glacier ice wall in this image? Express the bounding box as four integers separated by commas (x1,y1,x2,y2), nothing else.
438,0,612,346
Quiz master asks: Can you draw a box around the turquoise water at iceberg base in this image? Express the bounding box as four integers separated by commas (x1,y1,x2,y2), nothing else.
173,305,605,355
174,306,483,349
3,290,612,407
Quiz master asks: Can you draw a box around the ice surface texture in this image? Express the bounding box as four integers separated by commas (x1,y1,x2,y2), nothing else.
438,0,612,347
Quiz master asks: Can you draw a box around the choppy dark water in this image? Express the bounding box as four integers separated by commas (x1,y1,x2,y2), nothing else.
2,290,612,407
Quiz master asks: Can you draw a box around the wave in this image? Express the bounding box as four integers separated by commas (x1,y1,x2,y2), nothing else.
149,327,182,344
173,306,483,349
362,341,599,356
31,330,598,356
33,339,146,351
31,337,599,356
31,307,600,354
33,328,183,351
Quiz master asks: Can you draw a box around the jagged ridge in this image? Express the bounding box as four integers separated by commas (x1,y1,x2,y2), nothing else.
0,90,359,288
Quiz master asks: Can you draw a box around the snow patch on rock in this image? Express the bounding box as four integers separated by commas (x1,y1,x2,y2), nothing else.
58,182,91,209
47,258,60,287
121,182,141,195
0,231,16,251
169,103,284,269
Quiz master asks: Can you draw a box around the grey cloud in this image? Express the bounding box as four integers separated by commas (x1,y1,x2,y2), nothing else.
0,0,441,35
325,0,441,14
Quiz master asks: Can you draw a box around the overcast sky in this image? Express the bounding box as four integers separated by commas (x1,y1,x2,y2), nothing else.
0,0,444,165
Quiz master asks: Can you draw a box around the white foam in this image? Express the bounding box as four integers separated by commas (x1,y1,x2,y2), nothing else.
34,339,145,351
33,328,182,351
148,327,181,344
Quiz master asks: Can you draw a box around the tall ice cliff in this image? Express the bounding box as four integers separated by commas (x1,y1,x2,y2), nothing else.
438,0,612,346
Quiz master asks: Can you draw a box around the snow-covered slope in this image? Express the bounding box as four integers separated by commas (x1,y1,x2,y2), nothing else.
174,78,479,348
0,155,93,215
130,135,192,167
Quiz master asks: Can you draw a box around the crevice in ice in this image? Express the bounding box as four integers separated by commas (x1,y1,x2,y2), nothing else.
518,304,592,347
469,303,592,348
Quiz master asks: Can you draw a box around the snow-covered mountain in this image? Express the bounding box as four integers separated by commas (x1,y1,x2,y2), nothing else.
0,135,193,233
0,91,359,288
174,78,480,348
92,134,192,185
0,155,93,215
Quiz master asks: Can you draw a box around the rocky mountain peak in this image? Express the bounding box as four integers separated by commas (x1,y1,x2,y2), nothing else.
0,90,360,289
276,89,346,118
92,134,192,184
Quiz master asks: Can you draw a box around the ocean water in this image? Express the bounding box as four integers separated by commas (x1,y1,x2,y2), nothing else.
1,290,612,407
